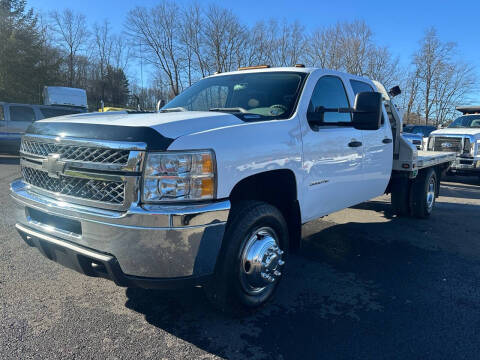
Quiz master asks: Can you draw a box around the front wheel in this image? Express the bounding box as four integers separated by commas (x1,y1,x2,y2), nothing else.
205,201,288,313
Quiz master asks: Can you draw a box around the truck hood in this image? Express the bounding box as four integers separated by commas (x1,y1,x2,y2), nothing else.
430,128,480,137
37,111,244,139
402,133,423,140
27,111,245,150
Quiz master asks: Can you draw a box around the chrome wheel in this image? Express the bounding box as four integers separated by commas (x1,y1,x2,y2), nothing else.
426,177,436,211
239,227,285,295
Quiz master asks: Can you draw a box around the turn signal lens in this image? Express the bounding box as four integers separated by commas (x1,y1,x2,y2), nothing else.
202,153,213,174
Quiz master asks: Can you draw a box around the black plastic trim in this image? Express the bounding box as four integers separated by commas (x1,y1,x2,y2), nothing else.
26,122,175,151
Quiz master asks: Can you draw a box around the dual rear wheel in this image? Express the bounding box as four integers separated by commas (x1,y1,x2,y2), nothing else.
391,168,438,218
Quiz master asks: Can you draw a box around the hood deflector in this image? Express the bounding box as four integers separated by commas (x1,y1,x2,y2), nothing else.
26,122,175,151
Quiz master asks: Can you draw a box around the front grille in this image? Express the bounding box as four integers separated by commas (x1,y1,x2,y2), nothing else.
22,167,125,204
21,140,130,165
433,137,463,153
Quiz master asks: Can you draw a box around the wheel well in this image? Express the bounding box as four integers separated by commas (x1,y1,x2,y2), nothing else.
229,169,301,251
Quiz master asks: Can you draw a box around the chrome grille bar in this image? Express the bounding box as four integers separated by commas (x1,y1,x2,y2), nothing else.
21,140,130,164
432,136,463,153
22,167,125,204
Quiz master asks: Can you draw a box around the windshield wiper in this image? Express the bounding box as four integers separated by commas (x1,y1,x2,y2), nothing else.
160,107,188,113
209,107,247,113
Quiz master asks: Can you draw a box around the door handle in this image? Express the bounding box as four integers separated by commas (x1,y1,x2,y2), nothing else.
348,141,362,148
382,138,393,144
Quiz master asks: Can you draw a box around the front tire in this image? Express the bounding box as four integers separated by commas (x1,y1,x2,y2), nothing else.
205,201,289,313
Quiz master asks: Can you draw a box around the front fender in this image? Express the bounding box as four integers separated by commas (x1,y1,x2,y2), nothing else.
166,118,304,200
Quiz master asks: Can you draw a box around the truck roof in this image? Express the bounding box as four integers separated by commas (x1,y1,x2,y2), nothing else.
208,66,373,83
456,106,480,115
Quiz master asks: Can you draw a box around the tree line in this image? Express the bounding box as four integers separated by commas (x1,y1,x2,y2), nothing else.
0,0,476,125
0,0,130,109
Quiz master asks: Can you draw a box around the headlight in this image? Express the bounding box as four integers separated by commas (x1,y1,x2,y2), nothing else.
463,138,471,154
142,150,216,202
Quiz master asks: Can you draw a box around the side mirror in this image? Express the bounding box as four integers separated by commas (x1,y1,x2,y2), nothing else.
306,109,324,124
388,86,401,98
352,92,382,131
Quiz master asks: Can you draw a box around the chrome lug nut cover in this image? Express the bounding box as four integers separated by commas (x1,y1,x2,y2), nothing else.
239,227,285,294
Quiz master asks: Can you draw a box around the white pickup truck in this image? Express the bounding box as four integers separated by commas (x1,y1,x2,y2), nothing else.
10,66,455,311
427,106,480,179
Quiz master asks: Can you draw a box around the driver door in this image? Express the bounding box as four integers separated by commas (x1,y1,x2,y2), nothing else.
300,75,366,222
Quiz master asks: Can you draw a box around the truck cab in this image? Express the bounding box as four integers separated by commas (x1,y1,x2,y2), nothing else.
10,67,453,312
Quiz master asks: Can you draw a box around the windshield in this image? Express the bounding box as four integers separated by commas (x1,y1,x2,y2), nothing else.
162,72,307,120
448,115,480,128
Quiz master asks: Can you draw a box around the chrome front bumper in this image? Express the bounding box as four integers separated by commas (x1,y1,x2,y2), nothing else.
10,179,230,281
450,157,480,173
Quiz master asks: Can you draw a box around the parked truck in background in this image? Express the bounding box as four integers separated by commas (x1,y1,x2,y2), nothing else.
427,106,480,180
10,66,455,312
0,87,87,154
402,124,437,150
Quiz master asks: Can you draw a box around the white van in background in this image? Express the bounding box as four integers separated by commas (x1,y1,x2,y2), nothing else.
0,87,87,154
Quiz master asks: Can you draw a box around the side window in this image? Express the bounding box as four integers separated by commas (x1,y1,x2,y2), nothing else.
9,106,36,122
309,76,351,124
0,106,4,121
190,86,229,111
350,79,385,125
350,80,374,95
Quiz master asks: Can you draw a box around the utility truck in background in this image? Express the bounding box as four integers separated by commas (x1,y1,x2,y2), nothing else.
10,66,454,312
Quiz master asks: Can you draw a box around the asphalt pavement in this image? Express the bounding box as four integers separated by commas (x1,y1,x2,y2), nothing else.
1,156,480,359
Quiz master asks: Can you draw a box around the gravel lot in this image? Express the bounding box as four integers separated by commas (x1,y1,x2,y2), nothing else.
1,156,480,360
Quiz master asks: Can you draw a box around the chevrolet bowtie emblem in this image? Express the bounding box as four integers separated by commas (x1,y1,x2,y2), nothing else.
41,154,66,178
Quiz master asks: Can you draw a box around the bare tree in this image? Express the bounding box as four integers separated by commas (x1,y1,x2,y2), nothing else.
432,62,475,125
203,5,247,73
410,28,476,125
242,21,274,67
273,20,307,66
125,2,185,96
50,9,89,87
340,20,372,75
306,20,400,87
402,68,422,123
365,46,399,90
413,29,453,124
308,25,343,70
181,3,209,81
92,20,113,100
110,34,131,72
93,20,112,80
